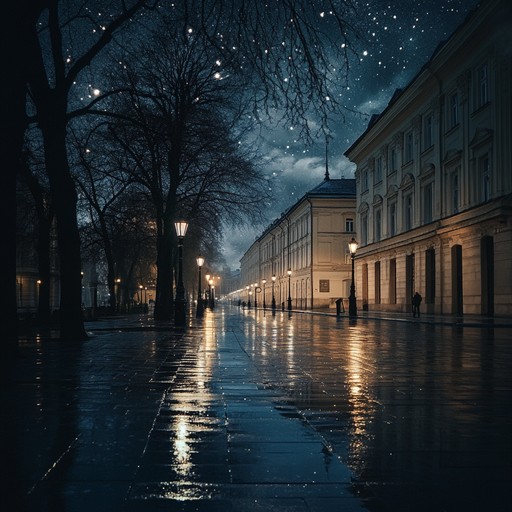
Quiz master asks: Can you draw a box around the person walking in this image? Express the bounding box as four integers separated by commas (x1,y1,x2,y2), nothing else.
412,292,422,318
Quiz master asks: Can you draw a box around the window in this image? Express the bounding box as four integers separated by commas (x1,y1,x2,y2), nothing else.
375,157,383,183
362,170,369,191
374,208,382,242
388,201,396,236
448,92,459,129
361,214,368,245
389,148,397,174
480,154,490,201
423,182,433,224
423,114,433,149
477,62,489,108
451,171,459,214
345,218,354,232
404,193,413,231
404,131,413,163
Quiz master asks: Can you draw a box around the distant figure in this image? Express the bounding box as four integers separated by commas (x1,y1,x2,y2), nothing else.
412,292,422,318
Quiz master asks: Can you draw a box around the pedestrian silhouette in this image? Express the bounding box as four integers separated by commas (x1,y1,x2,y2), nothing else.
412,292,422,318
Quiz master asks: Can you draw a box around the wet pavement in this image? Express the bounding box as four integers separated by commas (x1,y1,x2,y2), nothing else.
2,307,512,511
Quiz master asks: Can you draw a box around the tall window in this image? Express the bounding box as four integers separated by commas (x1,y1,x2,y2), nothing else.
448,92,459,129
345,218,354,232
389,147,397,174
477,62,489,108
404,131,413,163
388,201,396,236
374,208,382,242
423,114,433,149
375,157,383,183
480,154,490,202
423,182,433,224
362,170,369,191
361,214,368,245
451,170,459,214
404,193,413,231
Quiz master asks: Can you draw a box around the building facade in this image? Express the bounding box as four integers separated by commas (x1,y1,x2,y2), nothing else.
240,178,356,310
345,0,512,316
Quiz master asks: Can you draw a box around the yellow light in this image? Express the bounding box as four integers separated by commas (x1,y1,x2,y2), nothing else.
174,220,189,238
348,237,359,255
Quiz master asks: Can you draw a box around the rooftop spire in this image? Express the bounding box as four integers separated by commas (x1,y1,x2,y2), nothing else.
325,135,330,181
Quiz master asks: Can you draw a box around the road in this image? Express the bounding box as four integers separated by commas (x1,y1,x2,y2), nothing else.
2,306,511,511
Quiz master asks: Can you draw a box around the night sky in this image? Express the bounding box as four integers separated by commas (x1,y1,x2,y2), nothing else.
222,0,479,270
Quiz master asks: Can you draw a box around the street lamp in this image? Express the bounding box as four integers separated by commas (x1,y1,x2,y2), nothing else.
348,237,359,318
246,285,250,308
210,280,216,309
174,220,189,326
196,256,205,317
262,279,267,309
287,269,292,311
271,275,276,312
115,278,121,312
254,282,258,309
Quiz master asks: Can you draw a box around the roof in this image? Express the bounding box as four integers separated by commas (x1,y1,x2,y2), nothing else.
306,178,356,198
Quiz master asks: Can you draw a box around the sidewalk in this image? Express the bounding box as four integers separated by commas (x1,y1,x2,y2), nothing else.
277,306,512,328
4,308,511,511
3,312,372,512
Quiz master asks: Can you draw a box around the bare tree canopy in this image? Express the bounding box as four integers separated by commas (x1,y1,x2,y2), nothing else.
15,0,364,334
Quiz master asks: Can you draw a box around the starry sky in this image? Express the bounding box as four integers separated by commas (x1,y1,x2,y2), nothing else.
221,0,480,270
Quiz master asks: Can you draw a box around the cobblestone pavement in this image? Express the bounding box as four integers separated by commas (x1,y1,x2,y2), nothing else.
2,307,511,511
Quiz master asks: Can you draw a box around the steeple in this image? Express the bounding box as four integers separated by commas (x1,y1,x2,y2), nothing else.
324,135,330,181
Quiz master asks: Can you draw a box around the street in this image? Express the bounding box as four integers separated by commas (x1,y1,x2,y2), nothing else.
2,307,511,511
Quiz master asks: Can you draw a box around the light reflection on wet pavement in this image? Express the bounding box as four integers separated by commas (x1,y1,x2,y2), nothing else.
2,307,511,511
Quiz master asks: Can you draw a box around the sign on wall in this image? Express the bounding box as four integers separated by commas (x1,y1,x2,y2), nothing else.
319,279,330,292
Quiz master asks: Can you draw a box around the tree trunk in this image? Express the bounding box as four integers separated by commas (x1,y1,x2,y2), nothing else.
42,117,87,341
36,218,52,324
153,224,174,321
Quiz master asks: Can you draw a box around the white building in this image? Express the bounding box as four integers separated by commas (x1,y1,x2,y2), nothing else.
240,177,356,310
345,0,512,316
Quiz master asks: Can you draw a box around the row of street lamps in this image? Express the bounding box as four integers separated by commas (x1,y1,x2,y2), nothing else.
174,217,359,326
241,237,359,318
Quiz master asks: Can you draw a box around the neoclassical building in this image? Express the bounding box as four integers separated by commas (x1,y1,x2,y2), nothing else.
240,177,356,310
345,0,512,316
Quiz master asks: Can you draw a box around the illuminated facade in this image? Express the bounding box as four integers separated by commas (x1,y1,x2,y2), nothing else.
345,0,512,316
240,178,356,310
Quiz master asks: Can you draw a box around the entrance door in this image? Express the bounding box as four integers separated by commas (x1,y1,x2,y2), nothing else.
481,236,494,316
451,245,463,316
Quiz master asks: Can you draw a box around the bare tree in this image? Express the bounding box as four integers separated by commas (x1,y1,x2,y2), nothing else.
23,0,153,340
14,0,363,334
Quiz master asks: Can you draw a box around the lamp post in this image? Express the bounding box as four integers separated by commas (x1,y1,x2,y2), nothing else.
115,278,121,312
206,274,211,309
207,278,213,309
196,256,204,317
348,237,359,318
246,285,250,308
287,269,292,311
174,220,189,326
210,282,216,309
271,275,276,312
262,279,267,309
254,282,258,308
